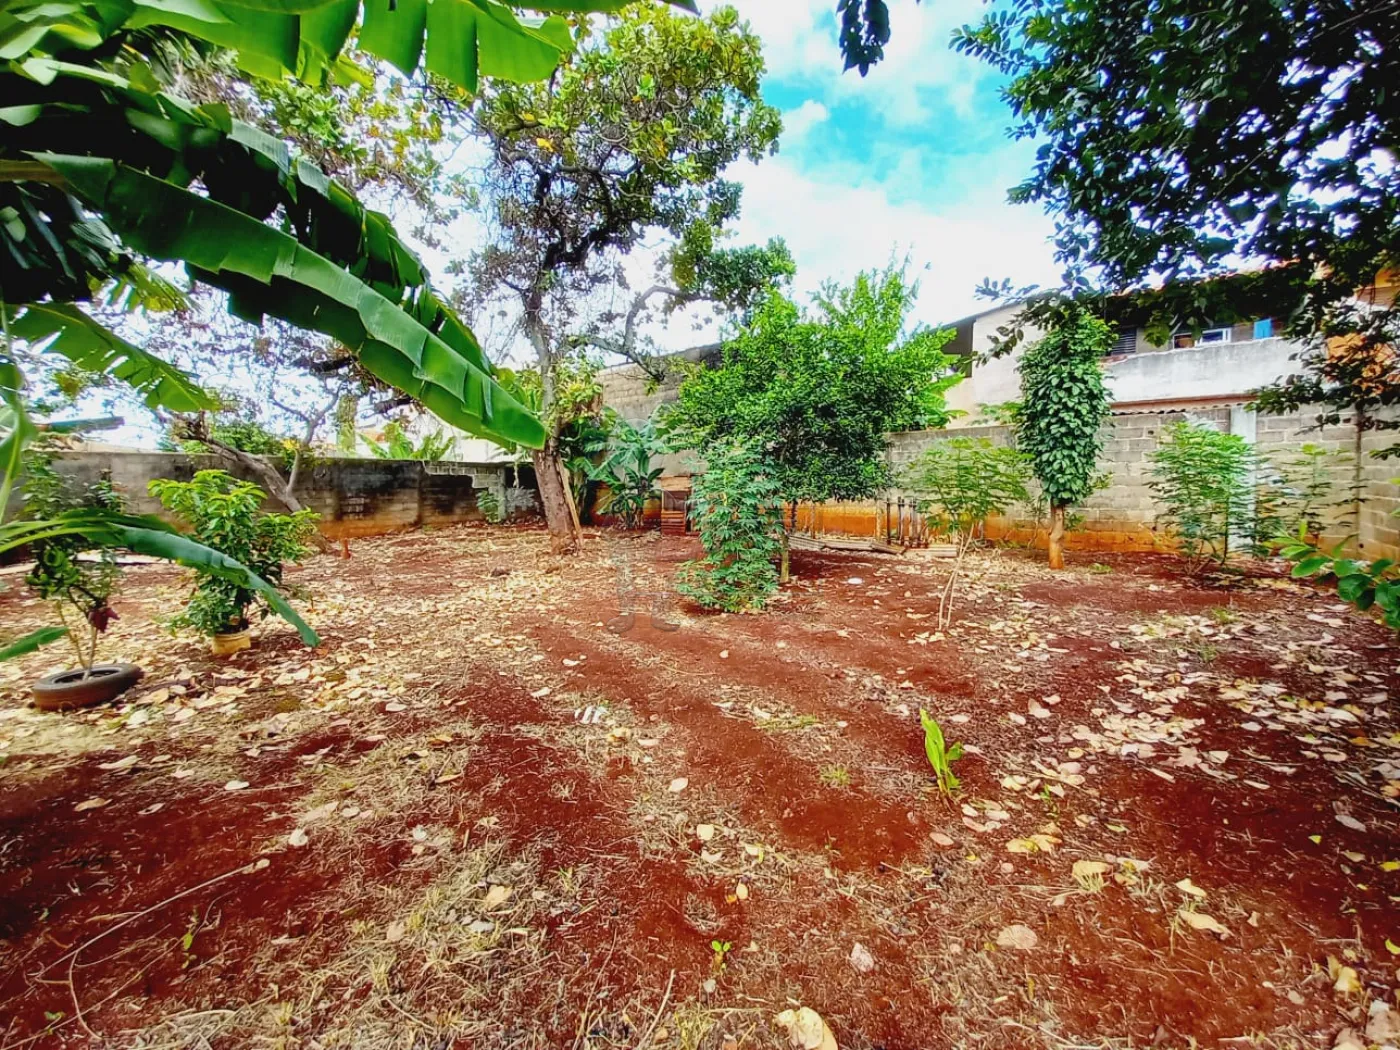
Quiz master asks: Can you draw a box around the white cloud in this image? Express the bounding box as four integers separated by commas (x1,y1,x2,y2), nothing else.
781,99,830,143
722,0,993,126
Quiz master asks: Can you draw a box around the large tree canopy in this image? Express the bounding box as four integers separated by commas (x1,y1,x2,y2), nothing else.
668,265,959,505
464,3,784,549
950,0,1399,443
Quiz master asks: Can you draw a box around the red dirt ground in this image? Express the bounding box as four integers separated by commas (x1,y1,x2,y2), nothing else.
1,526,1397,1049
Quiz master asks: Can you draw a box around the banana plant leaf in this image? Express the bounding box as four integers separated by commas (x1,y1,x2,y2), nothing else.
0,625,67,661
35,152,546,449
0,510,320,645
2,0,657,95
9,302,215,412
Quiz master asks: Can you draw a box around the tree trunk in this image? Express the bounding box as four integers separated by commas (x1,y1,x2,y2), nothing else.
1047,503,1066,570
533,442,582,553
779,529,790,584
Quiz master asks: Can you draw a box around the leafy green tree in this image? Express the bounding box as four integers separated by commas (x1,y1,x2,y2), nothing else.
948,0,1399,450
669,265,959,579
899,436,1031,626
1147,422,1257,574
464,4,783,551
676,440,783,612
149,471,319,638
1016,308,1113,568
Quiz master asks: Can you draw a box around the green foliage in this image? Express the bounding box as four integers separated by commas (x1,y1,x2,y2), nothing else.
676,442,783,613
21,450,126,670
476,488,504,524
1279,535,1400,630
1016,309,1113,510
1147,422,1255,573
953,0,1400,452
364,420,453,461
1265,444,1353,542
149,470,318,636
166,417,296,473
919,708,963,796
901,438,1032,540
1,0,556,453
591,417,669,529
670,266,959,506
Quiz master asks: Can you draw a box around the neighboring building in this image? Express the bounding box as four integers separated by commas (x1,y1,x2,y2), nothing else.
942,301,1303,424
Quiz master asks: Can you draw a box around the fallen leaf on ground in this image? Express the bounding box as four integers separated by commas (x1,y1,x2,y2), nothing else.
774,1007,838,1050
1178,910,1230,937
1175,877,1207,898
696,823,716,842
996,924,1038,950
288,828,309,848
482,884,513,911
849,942,875,974
668,777,689,793
98,755,139,771
385,920,406,944
74,797,109,812
224,780,249,791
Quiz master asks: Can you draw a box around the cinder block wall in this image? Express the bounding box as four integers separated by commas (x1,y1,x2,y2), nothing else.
36,452,538,540
882,406,1398,559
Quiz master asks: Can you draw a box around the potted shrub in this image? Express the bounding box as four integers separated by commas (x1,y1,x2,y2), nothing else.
149,470,319,655
23,455,142,711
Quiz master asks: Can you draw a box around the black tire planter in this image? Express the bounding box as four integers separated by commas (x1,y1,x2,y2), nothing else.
31,664,143,712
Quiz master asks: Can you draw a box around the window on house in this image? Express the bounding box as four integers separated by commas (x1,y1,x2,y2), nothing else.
1173,326,1232,348
1253,318,1274,339
1107,328,1136,356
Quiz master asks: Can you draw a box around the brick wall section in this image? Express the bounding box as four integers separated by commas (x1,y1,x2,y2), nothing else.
39,452,539,540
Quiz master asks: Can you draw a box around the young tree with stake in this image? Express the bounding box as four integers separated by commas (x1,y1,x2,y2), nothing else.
1016,308,1113,569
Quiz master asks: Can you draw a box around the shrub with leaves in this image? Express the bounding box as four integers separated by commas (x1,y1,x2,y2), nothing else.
900,437,1032,626
592,417,670,530
1280,534,1400,629
1147,422,1256,572
1016,308,1114,568
149,470,319,636
676,442,783,613
476,488,504,524
20,450,125,671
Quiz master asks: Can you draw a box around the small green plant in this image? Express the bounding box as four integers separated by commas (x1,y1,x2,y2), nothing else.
363,419,453,461
476,488,504,524
710,939,732,973
901,437,1032,627
819,764,851,788
149,470,318,637
1147,421,1255,573
676,441,784,613
1088,562,1113,574
1209,606,1237,625
919,708,964,795
591,416,669,530
19,450,125,672
1279,531,1400,629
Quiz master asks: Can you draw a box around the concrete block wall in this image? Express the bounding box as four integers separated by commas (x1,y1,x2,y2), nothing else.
884,406,1399,558
35,451,539,540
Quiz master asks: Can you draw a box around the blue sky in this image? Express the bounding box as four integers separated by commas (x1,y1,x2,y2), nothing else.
701,0,1061,331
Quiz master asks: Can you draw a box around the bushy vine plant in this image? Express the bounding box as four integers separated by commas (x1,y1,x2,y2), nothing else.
1016,309,1114,568
676,442,784,613
592,417,670,530
149,471,318,636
